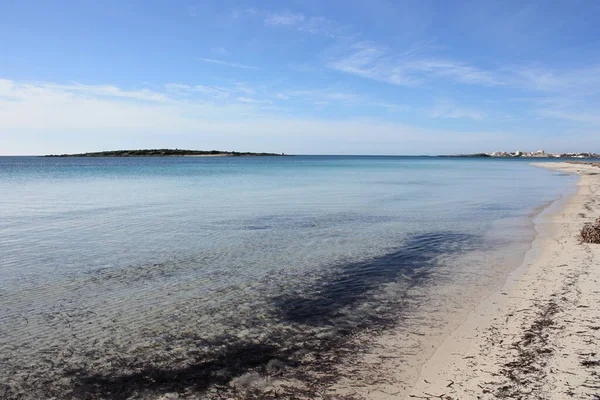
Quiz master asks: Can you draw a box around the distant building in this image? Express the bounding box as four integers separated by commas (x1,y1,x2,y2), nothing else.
484,150,599,158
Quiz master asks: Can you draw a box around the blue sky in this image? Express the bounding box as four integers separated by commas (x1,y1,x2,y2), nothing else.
1,0,599,155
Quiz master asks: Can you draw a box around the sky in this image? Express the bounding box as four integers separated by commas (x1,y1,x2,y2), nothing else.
1,0,600,155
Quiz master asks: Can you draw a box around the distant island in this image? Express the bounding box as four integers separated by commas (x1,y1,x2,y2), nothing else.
44,149,287,157
441,150,600,158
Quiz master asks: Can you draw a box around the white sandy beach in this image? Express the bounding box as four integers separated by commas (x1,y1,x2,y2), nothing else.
403,162,600,399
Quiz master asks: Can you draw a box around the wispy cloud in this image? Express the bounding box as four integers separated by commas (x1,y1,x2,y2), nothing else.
282,89,364,104
233,82,256,96
328,42,420,86
530,94,600,128
328,41,501,87
289,63,317,73
198,57,259,70
274,88,408,111
263,10,340,38
506,64,600,129
2,78,404,117
236,96,272,104
412,59,500,86
514,66,600,94
536,108,600,126
8,81,171,103
164,83,231,98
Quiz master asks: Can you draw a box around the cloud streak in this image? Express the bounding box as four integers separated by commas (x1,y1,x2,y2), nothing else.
263,10,340,38
198,58,259,70
514,66,600,94
328,41,501,87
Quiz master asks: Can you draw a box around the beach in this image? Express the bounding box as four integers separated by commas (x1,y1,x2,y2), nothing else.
406,162,600,399
3,0,598,398
0,157,588,399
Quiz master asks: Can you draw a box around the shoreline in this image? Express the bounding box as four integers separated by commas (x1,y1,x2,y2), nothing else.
1,160,592,399
405,162,600,399
328,164,576,399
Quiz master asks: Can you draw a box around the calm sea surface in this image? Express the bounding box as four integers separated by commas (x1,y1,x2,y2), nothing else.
0,156,573,287
0,155,577,397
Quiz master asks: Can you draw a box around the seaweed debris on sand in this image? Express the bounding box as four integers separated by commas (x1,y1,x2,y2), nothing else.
406,161,600,400
580,217,600,244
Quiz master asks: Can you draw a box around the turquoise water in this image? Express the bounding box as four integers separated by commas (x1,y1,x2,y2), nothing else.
0,156,576,398
0,156,573,286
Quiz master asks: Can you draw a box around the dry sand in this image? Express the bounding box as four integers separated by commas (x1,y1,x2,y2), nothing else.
404,162,600,399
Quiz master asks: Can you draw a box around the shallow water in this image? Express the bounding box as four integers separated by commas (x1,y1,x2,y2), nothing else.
0,156,575,398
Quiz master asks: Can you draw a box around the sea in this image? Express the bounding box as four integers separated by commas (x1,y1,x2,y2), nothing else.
0,155,577,398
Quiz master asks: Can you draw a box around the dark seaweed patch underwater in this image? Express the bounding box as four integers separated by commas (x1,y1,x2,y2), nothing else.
46,231,480,400
275,232,478,326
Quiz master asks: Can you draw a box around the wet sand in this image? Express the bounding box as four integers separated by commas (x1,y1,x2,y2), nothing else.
406,162,600,399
